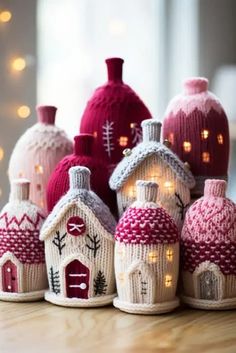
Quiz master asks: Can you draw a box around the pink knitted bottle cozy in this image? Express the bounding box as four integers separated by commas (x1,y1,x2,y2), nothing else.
181,179,236,310
0,179,47,301
114,180,180,315
162,78,229,198
79,58,152,172
8,106,73,212
47,134,117,214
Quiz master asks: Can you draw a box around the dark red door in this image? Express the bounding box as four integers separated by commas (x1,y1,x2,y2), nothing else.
2,260,18,293
65,259,90,299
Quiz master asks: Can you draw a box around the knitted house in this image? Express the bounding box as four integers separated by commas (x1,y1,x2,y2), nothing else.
40,166,116,307
0,179,47,301
163,77,230,198
109,119,195,230
79,57,152,172
47,134,117,214
8,105,73,212
114,180,180,314
181,179,236,310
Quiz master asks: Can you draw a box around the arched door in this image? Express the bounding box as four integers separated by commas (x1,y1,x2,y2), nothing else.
2,260,18,292
129,269,155,304
65,259,90,299
199,270,218,300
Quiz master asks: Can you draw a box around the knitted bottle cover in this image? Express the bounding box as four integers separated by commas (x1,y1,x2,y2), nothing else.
46,134,117,215
0,179,47,302
181,179,236,310
79,57,152,172
113,180,180,315
162,77,229,199
41,166,117,307
8,106,73,213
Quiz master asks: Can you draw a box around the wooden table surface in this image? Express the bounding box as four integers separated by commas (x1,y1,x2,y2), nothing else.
0,301,236,353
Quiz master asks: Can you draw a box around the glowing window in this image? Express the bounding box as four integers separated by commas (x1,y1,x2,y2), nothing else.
119,136,128,147
202,152,210,163
35,164,44,174
166,249,173,262
130,123,136,128
128,186,136,198
201,129,209,139
0,147,4,161
165,275,172,287
217,134,224,144
148,251,158,263
164,181,174,192
183,141,191,152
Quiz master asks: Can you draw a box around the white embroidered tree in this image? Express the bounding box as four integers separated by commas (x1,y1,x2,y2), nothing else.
102,120,114,157
131,123,142,144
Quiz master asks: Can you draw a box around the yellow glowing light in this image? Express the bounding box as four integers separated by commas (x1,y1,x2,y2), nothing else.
0,147,4,161
201,129,209,139
118,272,125,285
119,136,128,147
202,152,210,163
148,251,158,263
166,249,173,262
128,186,136,198
12,57,26,71
164,181,173,192
17,105,30,119
0,10,12,23
168,133,174,145
165,275,172,287
34,164,43,174
217,134,224,144
183,141,191,152
130,123,136,128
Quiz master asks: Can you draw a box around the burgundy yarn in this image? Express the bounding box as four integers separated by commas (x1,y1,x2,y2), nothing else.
46,134,117,214
79,57,152,171
36,105,57,125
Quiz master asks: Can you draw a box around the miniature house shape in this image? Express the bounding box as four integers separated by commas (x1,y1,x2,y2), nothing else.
0,179,47,301
40,166,116,307
109,119,195,230
114,180,180,314
163,78,230,198
181,179,236,310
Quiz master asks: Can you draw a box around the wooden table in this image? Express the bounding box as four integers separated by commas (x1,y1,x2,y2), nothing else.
0,301,235,353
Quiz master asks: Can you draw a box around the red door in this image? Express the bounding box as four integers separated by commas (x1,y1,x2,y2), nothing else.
2,260,18,293
65,259,90,299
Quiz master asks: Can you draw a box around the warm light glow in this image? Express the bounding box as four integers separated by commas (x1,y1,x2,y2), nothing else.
201,129,209,139
118,272,125,285
164,181,174,192
148,251,158,263
17,105,30,119
0,147,4,161
0,10,12,23
128,186,136,198
168,133,174,145
202,152,210,163
183,141,191,152
12,57,26,71
34,164,43,174
93,131,97,138
40,200,44,208
217,134,224,144
119,136,128,147
166,249,173,262
130,123,136,128
165,275,172,287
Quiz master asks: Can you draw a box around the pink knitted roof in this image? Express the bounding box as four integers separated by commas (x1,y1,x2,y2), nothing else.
115,207,179,245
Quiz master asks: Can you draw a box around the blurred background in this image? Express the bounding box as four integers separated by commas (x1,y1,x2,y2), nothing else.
0,0,236,207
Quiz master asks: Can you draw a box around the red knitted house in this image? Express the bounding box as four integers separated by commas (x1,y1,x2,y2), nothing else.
47,134,117,214
79,57,152,172
163,78,230,198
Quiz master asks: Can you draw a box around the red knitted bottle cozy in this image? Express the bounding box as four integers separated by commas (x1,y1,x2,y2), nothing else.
162,77,229,198
47,134,117,214
79,57,152,172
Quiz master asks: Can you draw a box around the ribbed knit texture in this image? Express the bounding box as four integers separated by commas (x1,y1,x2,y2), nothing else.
0,179,47,301
8,106,73,213
79,57,152,171
181,179,236,309
41,166,116,307
114,181,180,314
47,134,117,215
163,77,230,198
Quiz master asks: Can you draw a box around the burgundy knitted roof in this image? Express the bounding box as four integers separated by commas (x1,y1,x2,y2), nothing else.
115,207,179,245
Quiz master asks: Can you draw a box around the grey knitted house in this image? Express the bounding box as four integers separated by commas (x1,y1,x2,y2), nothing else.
109,119,195,229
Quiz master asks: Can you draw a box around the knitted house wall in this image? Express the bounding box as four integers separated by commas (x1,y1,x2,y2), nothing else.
114,180,180,315
79,58,152,171
162,78,230,198
8,106,73,212
0,179,47,301
181,179,236,310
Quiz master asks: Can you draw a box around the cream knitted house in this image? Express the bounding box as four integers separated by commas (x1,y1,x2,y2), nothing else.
114,180,180,314
109,119,195,230
40,166,116,307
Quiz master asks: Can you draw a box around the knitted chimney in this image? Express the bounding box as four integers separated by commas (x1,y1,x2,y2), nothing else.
8,106,73,212
163,77,230,199
181,179,236,310
47,134,117,214
79,57,152,172
0,179,47,301
114,180,180,315
40,166,117,307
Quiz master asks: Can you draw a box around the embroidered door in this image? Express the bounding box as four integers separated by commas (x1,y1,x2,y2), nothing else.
199,270,219,300
65,259,90,299
2,260,18,292
129,270,155,304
